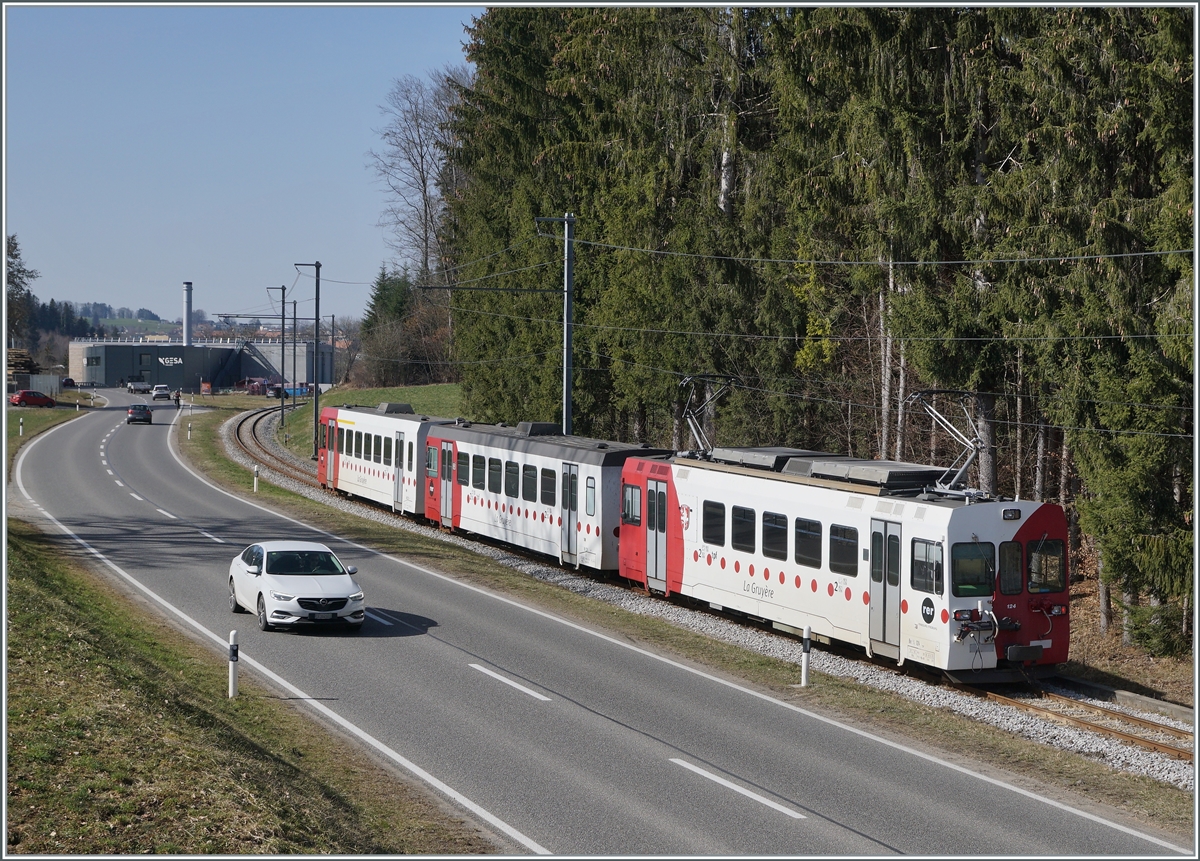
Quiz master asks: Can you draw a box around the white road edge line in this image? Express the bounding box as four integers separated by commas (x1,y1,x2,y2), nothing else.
671,758,805,820
470,664,552,701
149,408,1190,857
363,609,393,626
13,420,551,857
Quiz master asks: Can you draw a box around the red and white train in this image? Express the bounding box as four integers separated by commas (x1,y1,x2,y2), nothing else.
317,403,1070,681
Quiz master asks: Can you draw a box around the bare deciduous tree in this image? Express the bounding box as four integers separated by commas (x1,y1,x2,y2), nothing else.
369,64,473,278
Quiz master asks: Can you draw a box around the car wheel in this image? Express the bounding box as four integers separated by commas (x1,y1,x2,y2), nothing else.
16,400,25,407
229,579,244,613
257,595,273,631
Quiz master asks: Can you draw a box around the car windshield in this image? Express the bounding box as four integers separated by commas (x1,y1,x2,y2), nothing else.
266,550,345,575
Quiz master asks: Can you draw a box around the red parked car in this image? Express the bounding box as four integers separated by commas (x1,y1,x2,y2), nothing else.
9,390,55,408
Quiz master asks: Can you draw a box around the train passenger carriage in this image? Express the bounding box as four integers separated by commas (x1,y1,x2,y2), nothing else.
424,421,670,570
317,403,456,516
619,446,1070,680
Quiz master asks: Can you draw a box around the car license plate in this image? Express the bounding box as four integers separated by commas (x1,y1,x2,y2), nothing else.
312,612,334,620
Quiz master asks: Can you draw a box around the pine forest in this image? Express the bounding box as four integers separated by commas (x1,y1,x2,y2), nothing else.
367,8,1193,653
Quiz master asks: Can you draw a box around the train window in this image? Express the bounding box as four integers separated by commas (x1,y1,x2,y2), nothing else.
383,436,392,467
829,525,859,576
998,541,1022,595
504,461,519,498
702,501,725,546
911,540,943,595
586,477,596,516
951,542,994,597
522,465,537,501
794,518,822,568
762,512,788,560
887,534,900,587
441,449,452,481
337,426,345,454
408,441,414,472
373,435,383,464
541,468,556,506
870,531,884,582
364,434,373,462
457,451,470,485
488,458,502,493
731,506,755,553
320,423,326,450
425,446,438,478
355,431,363,460
473,455,486,489
1027,538,1066,593
622,484,642,525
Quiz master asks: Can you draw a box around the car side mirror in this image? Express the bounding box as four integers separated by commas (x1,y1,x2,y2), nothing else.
246,564,261,576
345,565,357,575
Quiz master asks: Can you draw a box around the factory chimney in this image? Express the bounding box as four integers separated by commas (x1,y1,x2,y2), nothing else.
182,281,193,347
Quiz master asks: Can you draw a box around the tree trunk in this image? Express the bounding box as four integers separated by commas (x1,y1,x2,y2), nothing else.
1034,417,1046,501
879,275,892,460
1097,550,1111,636
1122,587,1137,647
976,392,997,495
671,395,686,451
894,341,907,462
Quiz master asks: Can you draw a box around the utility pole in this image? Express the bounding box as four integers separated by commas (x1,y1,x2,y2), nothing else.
534,214,575,435
268,286,285,428
295,261,320,458
330,315,336,384
292,300,298,416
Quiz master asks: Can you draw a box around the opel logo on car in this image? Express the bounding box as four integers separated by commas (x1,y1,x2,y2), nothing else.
319,598,331,607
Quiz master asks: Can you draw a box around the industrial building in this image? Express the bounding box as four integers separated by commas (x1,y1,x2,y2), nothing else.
66,280,333,393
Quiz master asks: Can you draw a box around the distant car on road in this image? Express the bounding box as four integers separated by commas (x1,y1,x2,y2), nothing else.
228,540,365,632
126,404,152,424
151,384,172,400
9,390,55,408
60,377,76,388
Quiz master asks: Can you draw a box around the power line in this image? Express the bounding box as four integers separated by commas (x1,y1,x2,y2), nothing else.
546,233,1193,268
431,300,1189,343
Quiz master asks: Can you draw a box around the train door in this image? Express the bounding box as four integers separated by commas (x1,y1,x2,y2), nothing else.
869,519,902,653
561,463,579,566
645,479,668,593
392,431,404,512
439,441,455,526
328,418,340,488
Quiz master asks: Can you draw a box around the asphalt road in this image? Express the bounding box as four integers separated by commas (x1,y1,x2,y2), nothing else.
10,392,1190,855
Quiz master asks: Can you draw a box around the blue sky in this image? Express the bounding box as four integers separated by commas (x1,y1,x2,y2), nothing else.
4,3,484,324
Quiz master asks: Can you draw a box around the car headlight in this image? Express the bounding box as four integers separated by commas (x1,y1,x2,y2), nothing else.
269,590,295,602
348,590,364,602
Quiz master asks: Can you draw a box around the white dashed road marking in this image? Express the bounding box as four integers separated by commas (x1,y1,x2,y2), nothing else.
470,664,551,701
671,758,805,820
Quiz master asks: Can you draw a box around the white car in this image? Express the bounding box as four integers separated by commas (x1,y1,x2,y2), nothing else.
151,384,172,400
229,540,365,632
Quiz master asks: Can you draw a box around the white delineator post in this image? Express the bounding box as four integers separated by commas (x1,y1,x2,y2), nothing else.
801,625,811,687
228,630,239,698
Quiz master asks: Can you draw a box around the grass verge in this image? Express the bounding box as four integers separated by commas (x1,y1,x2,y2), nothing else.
4,518,501,854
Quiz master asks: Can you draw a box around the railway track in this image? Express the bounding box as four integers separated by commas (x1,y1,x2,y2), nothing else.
234,404,1196,768
952,682,1194,762
232,404,322,489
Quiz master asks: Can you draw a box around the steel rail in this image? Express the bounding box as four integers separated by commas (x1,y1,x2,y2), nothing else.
954,684,1194,762
233,404,322,489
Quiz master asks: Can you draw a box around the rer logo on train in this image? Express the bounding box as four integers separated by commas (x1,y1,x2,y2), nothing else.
921,597,936,625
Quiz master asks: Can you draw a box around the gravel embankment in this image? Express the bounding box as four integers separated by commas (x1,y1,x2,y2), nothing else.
220,410,1194,792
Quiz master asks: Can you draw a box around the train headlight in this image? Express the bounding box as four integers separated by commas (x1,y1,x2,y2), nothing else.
1049,604,1067,616
952,609,975,622
1002,508,1022,521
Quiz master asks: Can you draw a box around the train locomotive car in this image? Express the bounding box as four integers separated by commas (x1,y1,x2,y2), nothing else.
423,421,670,570
618,447,1070,680
318,403,457,516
